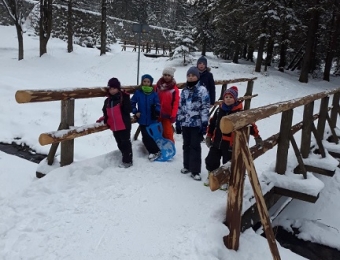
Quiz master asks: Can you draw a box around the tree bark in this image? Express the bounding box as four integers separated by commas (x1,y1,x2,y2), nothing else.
255,19,267,72
265,37,274,69
67,0,73,53
278,33,287,72
299,1,320,83
39,0,52,57
323,11,340,81
100,0,107,56
15,22,24,60
201,37,206,56
232,43,240,63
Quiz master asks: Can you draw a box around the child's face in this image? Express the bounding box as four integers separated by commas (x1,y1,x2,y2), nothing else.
224,94,235,106
109,87,119,95
197,62,206,71
187,74,198,82
162,73,172,82
142,78,151,86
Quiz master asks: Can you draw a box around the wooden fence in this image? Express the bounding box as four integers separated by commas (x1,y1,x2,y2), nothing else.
120,40,174,56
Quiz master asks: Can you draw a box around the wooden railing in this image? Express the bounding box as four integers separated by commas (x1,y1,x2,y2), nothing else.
14,77,257,175
214,88,340,259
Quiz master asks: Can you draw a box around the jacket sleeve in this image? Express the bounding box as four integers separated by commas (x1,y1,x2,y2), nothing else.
102,98,108,124
171,87,180,118
130,92,138,115
122,92,132,115
250,122,260,138
176,90,184,122
154,93,161,114
207,108,217,137
200,87,211,126
208,73,216,105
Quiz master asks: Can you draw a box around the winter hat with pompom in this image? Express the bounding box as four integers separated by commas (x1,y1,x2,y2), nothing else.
223,86,238,101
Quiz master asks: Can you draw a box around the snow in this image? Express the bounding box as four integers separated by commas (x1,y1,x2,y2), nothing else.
1,24,340,259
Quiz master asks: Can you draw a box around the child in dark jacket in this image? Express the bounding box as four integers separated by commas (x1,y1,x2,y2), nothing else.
97,77,133,168
197,56,216,106
204,86,263,187
131,74,161,161
176,67,210,181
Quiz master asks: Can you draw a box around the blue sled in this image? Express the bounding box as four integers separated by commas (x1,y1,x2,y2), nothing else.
146,122,176,162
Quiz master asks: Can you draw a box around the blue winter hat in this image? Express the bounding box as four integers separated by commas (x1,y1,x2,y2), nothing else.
197,56,207,67
187,66,200,79
141,74,154,85
223,86,238,101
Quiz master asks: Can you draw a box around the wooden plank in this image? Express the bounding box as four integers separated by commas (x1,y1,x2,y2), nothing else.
274,187,319,203
244,80,254,110
239,130,281,260
328,151,340,159
317,97,329,138
294,165,335,177
275,110,293,174
290,135,307,179
224,128,247,250
311,123,326,158
47,123,62,165
219,83,228,101
301,102,314,158
330,92,340,127
326,113,339,144
60,100,74,167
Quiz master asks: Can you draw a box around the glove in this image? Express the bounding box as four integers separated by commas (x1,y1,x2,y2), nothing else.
205,137,212,148
175,120,182,134
255,136,264,148
170,117,176,124
200,123,208,135
135,112,141,118
96,116,104,123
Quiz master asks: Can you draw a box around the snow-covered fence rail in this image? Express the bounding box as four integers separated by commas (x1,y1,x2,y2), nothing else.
214,88,340,259
14,77,258,175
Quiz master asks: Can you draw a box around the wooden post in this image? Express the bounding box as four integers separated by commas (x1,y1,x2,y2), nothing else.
224,128,247,250
239,130,281,260
330,92,340,129
219,84,228,101
290,135,307,179
47,123,62,165
244,80,254,110
60,99,74,166
300,102,314,158
326,113,339,144
275,109,293,174
311,123,326,158
317,97,329,138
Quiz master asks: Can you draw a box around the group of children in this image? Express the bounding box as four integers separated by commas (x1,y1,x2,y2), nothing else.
97,56,263,185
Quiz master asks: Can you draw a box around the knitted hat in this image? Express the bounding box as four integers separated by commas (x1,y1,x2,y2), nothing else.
197,56,207,67
162,67,176,77
141,74,154,85
186,66,200,79
107,77,121,89
223,86,238,101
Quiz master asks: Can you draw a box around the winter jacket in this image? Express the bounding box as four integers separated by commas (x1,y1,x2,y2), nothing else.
102,91,132,131
130,89,160,126
207,102,259,149
155,78,180,120
199,68,215,105
177,81,210,128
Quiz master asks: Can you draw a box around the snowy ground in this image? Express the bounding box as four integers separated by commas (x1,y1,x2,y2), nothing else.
1,24,340,259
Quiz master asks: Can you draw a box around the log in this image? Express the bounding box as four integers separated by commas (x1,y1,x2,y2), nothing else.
210,111,327,190
239,130,281,260
39,117,138,146
220,88,340,134
16,77,258,103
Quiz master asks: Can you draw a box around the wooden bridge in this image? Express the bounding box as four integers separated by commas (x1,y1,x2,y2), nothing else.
15,79,340,260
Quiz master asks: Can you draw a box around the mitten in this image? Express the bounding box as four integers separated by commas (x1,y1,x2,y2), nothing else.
255,136,264,148
96,116,104,123
205,136,212,148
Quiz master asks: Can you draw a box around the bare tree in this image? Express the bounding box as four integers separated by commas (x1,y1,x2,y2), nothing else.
100,0,107,55
39,0,52,56
1,0,25,60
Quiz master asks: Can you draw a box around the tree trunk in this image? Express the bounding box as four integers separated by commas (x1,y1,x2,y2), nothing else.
299,0,320,83
39,0,53,57
15,21,24,60
278,33,287,72
323,11,340,81
265,37,274,67
100,0,107,56
242,44,247,59
201,37,206,56
232,43,240,63
255,19,267,72
67,0,73,53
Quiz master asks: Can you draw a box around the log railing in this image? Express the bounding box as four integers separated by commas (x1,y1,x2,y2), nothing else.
216,88,340,260
15,77,257,172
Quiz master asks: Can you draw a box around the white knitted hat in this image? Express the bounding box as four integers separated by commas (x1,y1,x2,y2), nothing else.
162,67,176,77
